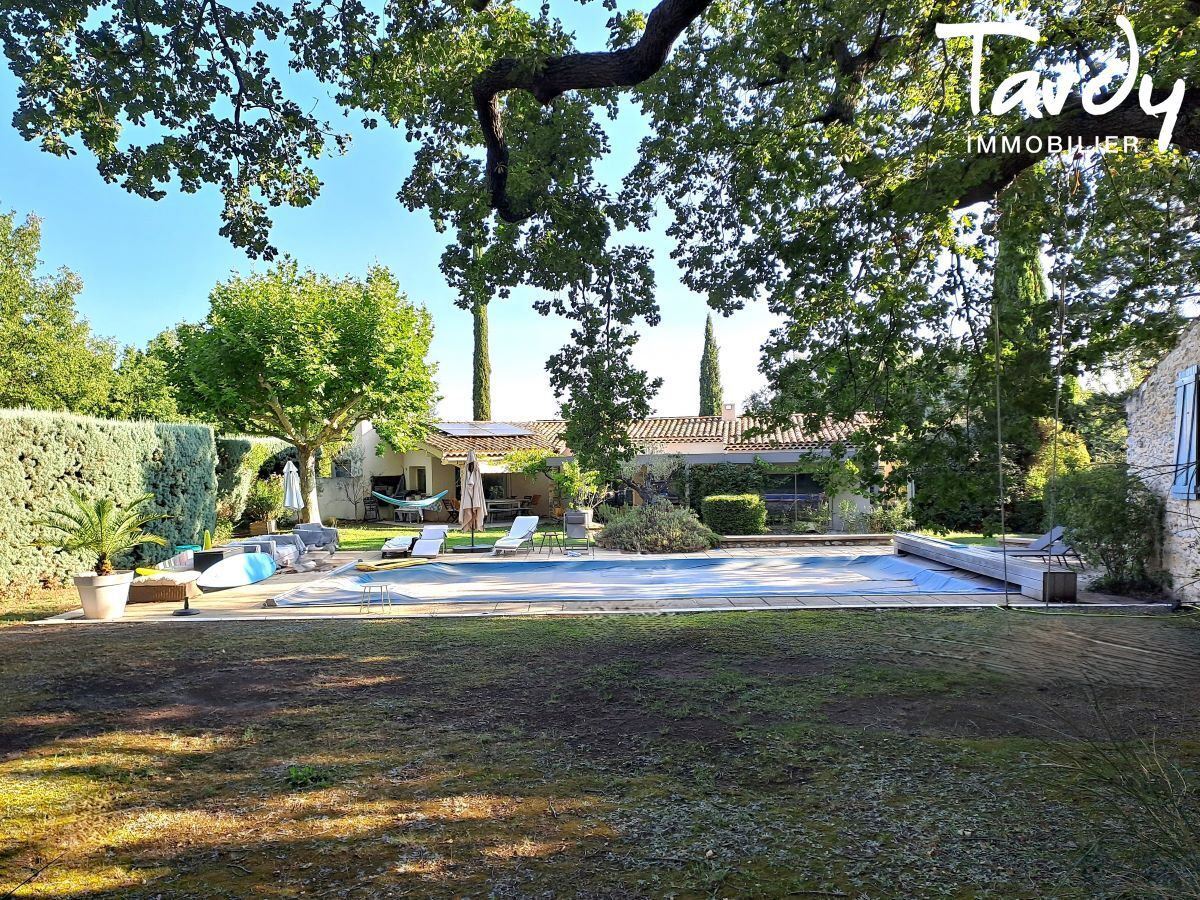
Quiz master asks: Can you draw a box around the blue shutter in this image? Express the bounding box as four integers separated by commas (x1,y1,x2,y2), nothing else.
1171,367,1198,499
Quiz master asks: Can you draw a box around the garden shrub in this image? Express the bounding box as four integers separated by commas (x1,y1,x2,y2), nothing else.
0,409,217,585
597,502,720,553
245,476,285,523
215,435,290,526
1052,463,1164,592
675,460,770,512
701,494,767,535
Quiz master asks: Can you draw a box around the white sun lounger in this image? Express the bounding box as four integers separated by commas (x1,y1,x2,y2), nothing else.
492,516,539,556
383,525,450,558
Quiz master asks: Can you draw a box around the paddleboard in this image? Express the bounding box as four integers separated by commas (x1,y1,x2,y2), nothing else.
197,552,277,591
356,558,431,572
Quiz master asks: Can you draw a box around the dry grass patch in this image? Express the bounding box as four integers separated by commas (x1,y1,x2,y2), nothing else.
0,611,1197,896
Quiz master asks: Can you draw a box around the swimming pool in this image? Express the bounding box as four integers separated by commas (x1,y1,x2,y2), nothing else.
270,554,1004,608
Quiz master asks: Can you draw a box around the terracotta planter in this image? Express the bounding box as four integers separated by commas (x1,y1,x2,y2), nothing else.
249,519,276,536
73,570,135,620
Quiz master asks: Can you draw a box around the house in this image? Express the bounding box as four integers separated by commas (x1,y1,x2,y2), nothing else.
316,403,873,525
1127,319,1200,600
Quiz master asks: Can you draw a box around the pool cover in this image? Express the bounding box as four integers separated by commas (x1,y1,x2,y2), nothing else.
271,554,1004,607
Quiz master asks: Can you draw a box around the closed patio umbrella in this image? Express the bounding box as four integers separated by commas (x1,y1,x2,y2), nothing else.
282,460,303,512
456,449,489,553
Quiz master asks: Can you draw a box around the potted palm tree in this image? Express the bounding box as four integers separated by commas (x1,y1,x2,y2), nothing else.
35,491,170,620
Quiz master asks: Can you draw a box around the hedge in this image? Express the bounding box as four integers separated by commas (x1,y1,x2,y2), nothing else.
215,435,290,526
701,494,768,535
0,409,218,586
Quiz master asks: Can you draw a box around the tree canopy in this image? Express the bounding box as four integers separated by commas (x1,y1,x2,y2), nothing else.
166,261,438,521
4,0,1197,487
0,208,182,419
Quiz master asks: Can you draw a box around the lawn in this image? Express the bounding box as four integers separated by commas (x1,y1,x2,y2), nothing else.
2,609,1198,897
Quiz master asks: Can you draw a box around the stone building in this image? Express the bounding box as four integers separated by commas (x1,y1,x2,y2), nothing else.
1126,319,1200,601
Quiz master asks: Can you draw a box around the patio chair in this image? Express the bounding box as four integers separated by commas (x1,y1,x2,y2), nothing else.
294,523,340,552
562,510,595,558
492,516,539,556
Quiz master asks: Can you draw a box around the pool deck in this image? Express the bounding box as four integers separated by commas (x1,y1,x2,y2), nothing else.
35,543,1163,624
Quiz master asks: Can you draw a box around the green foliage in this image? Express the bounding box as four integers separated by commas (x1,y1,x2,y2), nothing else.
108,339,183,421
618,448,683,503
841,500,915,535
597,502,720,553
285,764,332,789
1073,390,1133,464
245,477,285,523
0,209,119,415
699,314,723,417
678,460,772,512
1053,464,1164,592
472,299,491,420
34,491,169,576
700,494,767,535
502,448,552,479
215,435,290,527
0,410,216,585
1026,419,1092,501
166,260,438,522
989,204,1056,461
550,461,603,510
10,0,1198,500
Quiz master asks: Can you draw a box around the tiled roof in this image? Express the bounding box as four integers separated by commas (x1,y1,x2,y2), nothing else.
724,415,868,451
423,415,864,461
422,423,562,460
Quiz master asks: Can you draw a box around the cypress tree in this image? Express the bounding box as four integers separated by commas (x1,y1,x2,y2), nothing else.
472,298,491,420
699,314,723,416
990,203,1055,466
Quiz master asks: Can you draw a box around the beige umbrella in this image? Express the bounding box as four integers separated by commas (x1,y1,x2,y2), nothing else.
458,449,488,549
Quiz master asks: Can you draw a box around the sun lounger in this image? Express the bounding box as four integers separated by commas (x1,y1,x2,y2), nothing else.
492,516,539,556
382,525,450,558
983,526,1080,566
411,538,445,558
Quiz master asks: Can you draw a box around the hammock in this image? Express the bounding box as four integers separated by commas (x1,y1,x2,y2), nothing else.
371,489,449,510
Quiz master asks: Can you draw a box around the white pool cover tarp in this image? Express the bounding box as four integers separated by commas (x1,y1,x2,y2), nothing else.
271,554,1004,608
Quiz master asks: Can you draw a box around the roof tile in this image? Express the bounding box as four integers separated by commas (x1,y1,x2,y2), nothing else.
425,415,864,460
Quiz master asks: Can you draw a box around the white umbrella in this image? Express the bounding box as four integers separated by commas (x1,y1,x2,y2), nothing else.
282,460,303,512
459,449,488,548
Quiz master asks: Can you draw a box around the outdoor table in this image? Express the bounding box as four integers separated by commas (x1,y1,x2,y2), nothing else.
487,499,529,523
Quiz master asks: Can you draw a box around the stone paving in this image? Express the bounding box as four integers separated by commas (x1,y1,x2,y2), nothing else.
36,542,1162,623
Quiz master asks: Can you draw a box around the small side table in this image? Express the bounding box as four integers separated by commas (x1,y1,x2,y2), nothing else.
536,531,564,554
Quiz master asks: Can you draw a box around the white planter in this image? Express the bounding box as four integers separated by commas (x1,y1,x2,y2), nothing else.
568,508,594,528
73,571,135,620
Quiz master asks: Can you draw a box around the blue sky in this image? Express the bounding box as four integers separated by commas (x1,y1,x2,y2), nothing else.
0,11,782,420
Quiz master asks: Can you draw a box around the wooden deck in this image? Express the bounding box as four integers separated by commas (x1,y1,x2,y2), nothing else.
893,533,1077,602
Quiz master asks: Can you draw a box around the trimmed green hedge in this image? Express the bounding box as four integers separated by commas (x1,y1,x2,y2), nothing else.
0,409,217,586
215,435,290,526
701,494,767,535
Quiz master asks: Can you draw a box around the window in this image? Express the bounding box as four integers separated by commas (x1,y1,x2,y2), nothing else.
1172,366,1199,499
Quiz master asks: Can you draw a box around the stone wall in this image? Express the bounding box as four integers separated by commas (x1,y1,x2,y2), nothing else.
1126,319,1200,601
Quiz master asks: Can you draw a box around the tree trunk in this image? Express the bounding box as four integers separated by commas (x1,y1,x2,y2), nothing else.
296,444,322,524
473,299,492,420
